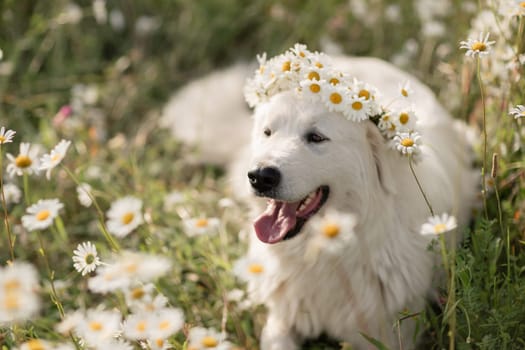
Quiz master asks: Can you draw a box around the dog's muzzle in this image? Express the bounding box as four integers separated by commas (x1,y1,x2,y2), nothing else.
247,166,281,194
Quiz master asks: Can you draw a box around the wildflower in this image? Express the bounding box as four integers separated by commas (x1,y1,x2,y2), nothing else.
498,0,525,17
0,262,40,324
124,283,168,313
72,241,101,276
106,196,144,237
398,80,413,98
345,95,370,122
123,312,153,340
2,183,22,205
308,209,357,254
18,339,53,350
6,142,41,177
393,109,417,131
76,182,93,207
56,311,83,335
187,327,231,350
420,213,457,235
40,139,71,179
150,307,185,339
74,308,122,347
299,79,326,100
88,251,171,294
321,84,349,114
21,198,64,231
393,131,422,160
459,32,495,58
0,126,15,144
183,216,220,237
233,256,268,283
509,104,525,119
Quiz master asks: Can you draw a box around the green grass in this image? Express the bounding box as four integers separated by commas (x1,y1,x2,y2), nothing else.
1,1,525,349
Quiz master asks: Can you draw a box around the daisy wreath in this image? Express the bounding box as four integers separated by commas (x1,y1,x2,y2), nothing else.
244,43,423,161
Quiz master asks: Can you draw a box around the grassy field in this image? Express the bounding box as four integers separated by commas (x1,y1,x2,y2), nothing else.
0,0,524,349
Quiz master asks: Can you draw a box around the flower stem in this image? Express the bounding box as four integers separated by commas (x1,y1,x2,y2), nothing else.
0,147,15,261
476,57,489,220
408,157,434,216
22,172,30,205
60,165,120,252
37,230,65,318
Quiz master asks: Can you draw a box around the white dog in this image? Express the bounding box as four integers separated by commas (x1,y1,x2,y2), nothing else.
161,44,477,349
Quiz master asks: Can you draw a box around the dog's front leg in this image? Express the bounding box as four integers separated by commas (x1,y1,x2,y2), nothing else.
260,312,300,350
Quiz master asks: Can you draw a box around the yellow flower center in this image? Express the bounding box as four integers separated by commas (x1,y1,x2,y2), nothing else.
0,136,5,143
351,101,363,111
259,66,265,74
521,1,525,7
282,61,291,72
36,210,50,221
51,154,62,162
322,223,340,238
195,218,209,228
433,223,447,234
4,293,19,310
89,321,103,331
159,320,170,330
15,155,32,168
358,89,370,100
121,212,134,225
136,321,147,332
156,339,165,347
248,263,264,274
315,62,323,68
329,78,340,85
26,339,46,350
400,138,414,147
471,42,486,52
131,287,145,299
4,279,20,291
382,115,390,121
329,92,342,104
125,263,138,273
389,124,396,131
299,51,306,57
399,113,409,124
401,89,408,97
307,71,320,80
202,336,219,347
309,84,321,93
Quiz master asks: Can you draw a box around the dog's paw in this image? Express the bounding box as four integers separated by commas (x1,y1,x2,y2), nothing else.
260,316,299,350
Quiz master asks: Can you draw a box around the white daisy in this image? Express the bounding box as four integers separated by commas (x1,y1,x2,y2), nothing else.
509,104,525,119
6,142,41,177
124,283,168,313
21,198,64,231
345,95,370,122
2,183,22,205
187,327,231,350
393,108,418,131
232,256,268,283
74,308,122,347
459,32,495,58
72,241,101,276
420,213,457,236
183,216,220,237
377,112,396,137
55,311,84,335
0,262,40,324
76,182,93,207
18,339,53,350
232,253,277,302
398,80,414,98
149,307,185,339
88,251,171,294
498,0,525,17
307,209,357,255
321,84,349,114
299,78,326,101
0,126,15,144
106,196,144,237
123,312,153,340
39,139,71,179
393,131,422,160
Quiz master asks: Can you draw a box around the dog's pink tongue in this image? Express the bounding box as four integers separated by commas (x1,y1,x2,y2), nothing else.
254,200,299,244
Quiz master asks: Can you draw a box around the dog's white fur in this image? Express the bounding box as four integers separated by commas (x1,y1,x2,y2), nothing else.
162,56,477,349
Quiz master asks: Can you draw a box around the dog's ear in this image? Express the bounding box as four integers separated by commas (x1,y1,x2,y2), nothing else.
366,122,396,195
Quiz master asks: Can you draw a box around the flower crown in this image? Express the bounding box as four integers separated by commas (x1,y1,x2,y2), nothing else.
244,43,423,161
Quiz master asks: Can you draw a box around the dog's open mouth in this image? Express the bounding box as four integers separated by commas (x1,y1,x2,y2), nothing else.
253,186,330,244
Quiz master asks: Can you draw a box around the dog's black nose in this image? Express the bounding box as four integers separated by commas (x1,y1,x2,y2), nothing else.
248,167,281,193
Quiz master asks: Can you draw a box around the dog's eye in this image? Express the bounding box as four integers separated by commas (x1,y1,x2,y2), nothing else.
306,131,328,143
264,128,272,137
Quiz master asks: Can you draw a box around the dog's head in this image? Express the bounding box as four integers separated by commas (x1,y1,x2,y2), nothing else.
247,90,394,244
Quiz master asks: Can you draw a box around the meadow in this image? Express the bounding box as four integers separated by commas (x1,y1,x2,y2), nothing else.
0,0,524,349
